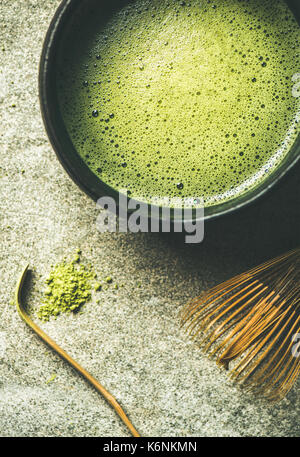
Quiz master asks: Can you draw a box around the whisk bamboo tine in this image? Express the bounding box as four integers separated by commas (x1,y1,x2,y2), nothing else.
181,274,259,323
215,293,278,364
182,277,251,325
181,247,300,401
245,308,300,387
203,286,268,353
200,290,273,364
182,251,299,327
186,282,262,339
231,303,291,381
264,323,300,388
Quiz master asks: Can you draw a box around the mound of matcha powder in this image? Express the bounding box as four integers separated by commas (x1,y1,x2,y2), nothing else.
37,257,96,321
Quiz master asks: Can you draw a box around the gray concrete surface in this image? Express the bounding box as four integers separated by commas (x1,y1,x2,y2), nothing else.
1,0,300,437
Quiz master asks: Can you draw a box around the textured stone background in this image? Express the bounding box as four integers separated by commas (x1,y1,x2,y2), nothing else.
0,0,300,437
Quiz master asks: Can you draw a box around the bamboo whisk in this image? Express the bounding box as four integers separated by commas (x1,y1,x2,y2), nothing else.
181,248,300,401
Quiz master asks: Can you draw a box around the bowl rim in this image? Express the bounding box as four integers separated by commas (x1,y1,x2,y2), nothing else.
39,0,300,223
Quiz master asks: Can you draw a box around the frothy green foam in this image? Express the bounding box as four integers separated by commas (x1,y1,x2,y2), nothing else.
58,0,300,207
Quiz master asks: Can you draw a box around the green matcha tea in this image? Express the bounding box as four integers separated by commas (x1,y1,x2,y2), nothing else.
58,0,300,207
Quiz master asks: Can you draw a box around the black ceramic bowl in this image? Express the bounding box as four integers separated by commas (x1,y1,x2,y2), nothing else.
39,0,300,222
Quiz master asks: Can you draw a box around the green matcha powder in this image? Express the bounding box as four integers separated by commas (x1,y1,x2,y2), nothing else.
37,252,118,321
